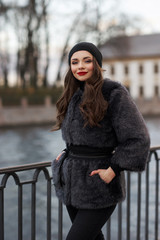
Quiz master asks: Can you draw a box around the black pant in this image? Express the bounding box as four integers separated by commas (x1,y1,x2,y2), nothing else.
66,204,116,240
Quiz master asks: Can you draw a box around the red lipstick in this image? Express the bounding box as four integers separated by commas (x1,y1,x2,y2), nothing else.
77,72,87,76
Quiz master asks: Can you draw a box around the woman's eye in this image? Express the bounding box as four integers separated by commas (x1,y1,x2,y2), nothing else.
85,60,92,63
71,61,78,65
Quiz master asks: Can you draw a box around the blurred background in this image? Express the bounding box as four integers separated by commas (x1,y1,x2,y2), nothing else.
0,0,160,103
0,0,160,142
0,0,160,121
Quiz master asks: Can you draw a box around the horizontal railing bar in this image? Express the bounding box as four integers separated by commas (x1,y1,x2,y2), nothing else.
17,178,52,186
0,161,51,174
20,180,37,185
150,145,160,151
0,146,160,175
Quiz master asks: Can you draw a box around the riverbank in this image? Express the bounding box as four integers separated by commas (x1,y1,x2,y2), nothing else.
0,98,160,127
0,105,56,127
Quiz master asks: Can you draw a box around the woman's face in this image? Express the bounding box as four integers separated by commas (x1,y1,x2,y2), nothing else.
70,50,94,81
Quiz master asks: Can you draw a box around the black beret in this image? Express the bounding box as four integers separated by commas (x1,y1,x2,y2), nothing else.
68,42,103,67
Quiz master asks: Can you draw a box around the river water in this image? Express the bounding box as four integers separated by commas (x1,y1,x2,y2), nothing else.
0,116,159,168
0,116,160,239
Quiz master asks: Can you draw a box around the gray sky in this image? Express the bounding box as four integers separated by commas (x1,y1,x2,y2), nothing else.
49,0,160,50
120,0,160,32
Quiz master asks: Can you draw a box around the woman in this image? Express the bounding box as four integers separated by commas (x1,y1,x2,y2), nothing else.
52,42,150,240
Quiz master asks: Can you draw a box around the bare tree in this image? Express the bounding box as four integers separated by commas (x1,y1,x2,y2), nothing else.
42,0,50,87
0,1,10,87
0,53,9,87
0,0,51,88
55,2,87,82
16,0,51,88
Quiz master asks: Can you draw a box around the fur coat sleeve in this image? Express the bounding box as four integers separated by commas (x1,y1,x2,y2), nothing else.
107,83,150,172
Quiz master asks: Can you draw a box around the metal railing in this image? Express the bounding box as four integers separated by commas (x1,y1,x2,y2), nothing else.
0,146,159,240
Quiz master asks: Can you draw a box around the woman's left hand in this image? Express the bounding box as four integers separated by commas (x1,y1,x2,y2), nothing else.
90,167,116,184
56,151,65,161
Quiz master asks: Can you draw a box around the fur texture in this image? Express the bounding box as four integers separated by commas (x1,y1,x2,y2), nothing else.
52,79,150,209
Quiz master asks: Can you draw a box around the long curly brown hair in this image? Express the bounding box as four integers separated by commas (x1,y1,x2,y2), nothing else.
53,58,108,130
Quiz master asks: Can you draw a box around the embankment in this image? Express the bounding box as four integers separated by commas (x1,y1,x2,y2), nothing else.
0,98,160,127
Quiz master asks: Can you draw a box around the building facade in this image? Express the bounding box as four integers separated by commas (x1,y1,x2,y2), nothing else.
100,33,160,100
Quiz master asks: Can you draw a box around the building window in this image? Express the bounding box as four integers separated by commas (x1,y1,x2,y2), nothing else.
155,86,159,96
139,86,144,97
139,64,143,74
124,65,129,75
154,64,159,74
111,66,115,75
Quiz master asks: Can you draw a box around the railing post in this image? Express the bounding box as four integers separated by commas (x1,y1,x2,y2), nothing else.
137,172,141,240
47,180,51,240
0,189,4,240
127,171,131,240
18,185,23,240
155,153,159,240
145,162,149,240
118,202,122,240
31,182,36,240
107,217,111,240
45,96,52,107
21,97,28,108
58,200,63,240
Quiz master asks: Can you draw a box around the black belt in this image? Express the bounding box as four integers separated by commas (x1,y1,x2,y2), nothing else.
66,144,114,158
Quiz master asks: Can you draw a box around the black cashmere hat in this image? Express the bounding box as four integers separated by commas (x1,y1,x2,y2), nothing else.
68,42,103,67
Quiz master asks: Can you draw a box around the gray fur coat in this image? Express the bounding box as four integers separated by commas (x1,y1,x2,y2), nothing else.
52,79,150,209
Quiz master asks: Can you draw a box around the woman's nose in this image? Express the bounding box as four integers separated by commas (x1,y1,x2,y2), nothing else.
78,61,84,69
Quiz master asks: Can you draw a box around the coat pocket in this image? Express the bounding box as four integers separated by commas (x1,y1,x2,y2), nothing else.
51,151,67,189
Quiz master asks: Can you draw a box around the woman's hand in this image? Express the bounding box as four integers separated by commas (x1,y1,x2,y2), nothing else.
56,151,65,161
90,167,116,184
